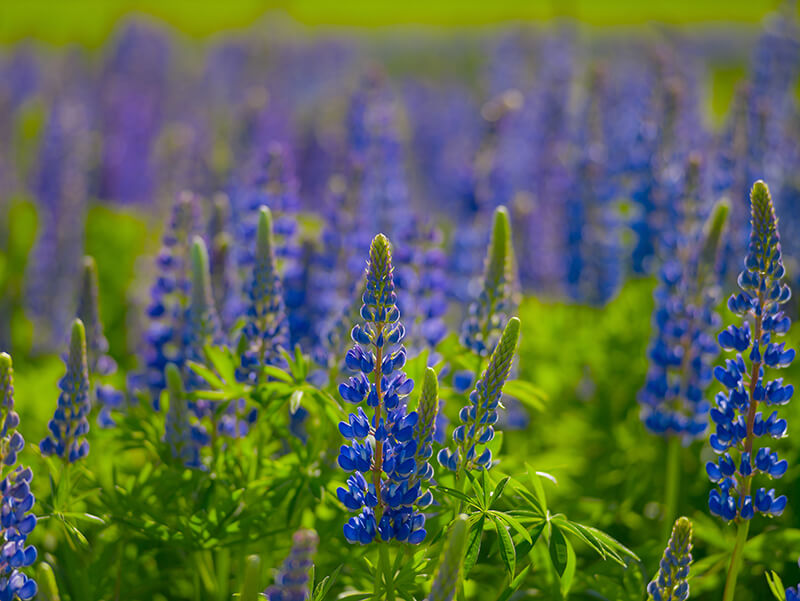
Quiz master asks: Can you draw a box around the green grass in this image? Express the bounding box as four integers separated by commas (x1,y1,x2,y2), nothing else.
0,0,789,46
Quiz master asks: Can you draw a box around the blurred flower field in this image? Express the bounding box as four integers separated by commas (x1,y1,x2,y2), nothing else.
1,3,800,600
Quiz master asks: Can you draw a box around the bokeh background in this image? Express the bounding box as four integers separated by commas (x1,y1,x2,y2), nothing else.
2,1,800,599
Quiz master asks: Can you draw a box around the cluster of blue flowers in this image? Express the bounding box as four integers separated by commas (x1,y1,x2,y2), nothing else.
647,516,692,601
265,529,318,601
707,181,794,521
0,354,38,601
336,233,437,545
137,192,201,408
639,200,729,440
40,319,91,463
439,316,520,473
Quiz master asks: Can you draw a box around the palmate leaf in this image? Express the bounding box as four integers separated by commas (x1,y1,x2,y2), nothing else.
311,564,343,601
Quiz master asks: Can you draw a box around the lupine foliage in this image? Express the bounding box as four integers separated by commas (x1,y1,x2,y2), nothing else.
2,9,800,601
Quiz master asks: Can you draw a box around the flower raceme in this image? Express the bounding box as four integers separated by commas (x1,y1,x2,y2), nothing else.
460,206,518,358
40,319,91,463
707,181,794,521
265,529,318,601
0,354,38,600
439,316,521,473
639,200,729,440
647,516,693,601
237,205,289,383
337,233,438,545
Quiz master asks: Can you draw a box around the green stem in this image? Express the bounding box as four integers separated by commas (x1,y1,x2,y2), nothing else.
662,435,681,540
723,519,750,601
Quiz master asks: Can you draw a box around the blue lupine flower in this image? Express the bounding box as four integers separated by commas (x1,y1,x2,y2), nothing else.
647,516,692,601
136,192,201,409
0,355,39,600
439,316,520,473
461,206,518,357
0,355,24,468
265,529,318,601
639,200,729,440
707,181,794,521
337,233,434,545
0,467,38,600
40,319,91,462
237,206,289,383
77,256,124,428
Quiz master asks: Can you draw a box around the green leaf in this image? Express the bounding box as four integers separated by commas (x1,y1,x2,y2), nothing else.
463,515,485,576
524,464,549,516
204,344,236,384
514,521,546,558
289,389,304,414
490,511,532,544
493,516,516,577
436,485,474,506
549,525,569,577
262,365,293,383
494,565,531,601
186,360,224,389
501,379,546,411
312,565,343,601
765,571,787,601
489,476,510,509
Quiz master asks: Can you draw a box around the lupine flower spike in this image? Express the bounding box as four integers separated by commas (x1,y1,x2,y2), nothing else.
639,200,730,440
164,362,207,469
338,233,434,545
0,354,39,600
184,237,225,442
77,255,123,427
427,515,468,601
40,319,91,462
439,316,521,473
237,205,289,383
265,529,318,601
647,516,692,601
461,206,518,358
707,181,794,601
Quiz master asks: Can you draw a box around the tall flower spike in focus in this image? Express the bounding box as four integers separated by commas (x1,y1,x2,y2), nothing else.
40,319,91,462
237,205,289,383
461,205,518,357
647,516,692,601
439,316,521,473
338,233,428,545
409,367,440,508
427,514,468,601
0,354,38,600
707,181,794,600
265,529,318,601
